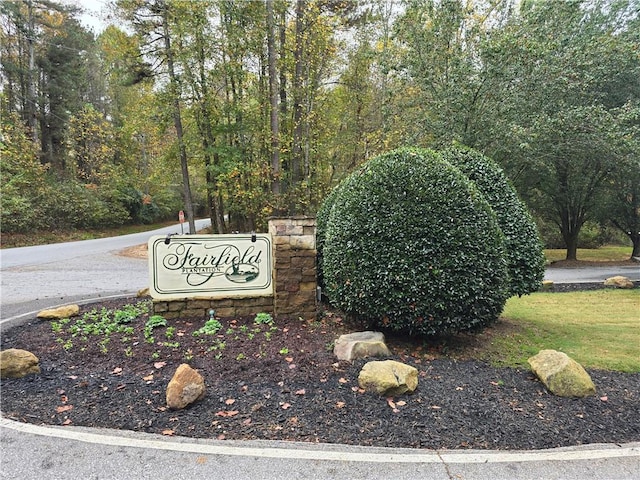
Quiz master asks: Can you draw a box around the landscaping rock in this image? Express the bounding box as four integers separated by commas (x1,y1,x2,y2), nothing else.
334,331,390,361
540,280,554,292
166,363,206,409
0,349,40,379
358,360,418,396
603,276,634,289
528,349,596,398
37,304,80,319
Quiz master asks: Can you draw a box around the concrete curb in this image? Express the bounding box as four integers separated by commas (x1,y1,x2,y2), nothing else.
1,418,638,465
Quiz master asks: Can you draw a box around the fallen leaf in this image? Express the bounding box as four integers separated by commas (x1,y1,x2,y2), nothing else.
112,367,123,375
162,429,175,436
431,405,441,409
215,410,239,417
396,401,407,407
600,396,608,402
154,362,167,369
392,408,400,413
67,375,78,380
455,386,464,391
62,419,72,426
242,418,252,426
217,434,226,440
285,357,294,363
116,384,126,391
386,397,396,409
280,402,291,410
60,395,68,403
143,374,154,381
56,405,73,413
338,377,348,384
283,328,289,333
288,364,297,370
335,401,346,409
295,389,306,396
225,398,236,405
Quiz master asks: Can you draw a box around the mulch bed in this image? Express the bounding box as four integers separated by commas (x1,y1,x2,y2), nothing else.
1,296,639,450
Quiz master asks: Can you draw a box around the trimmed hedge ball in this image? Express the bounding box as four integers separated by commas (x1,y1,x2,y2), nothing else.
322,148,509,336
440,145,546,297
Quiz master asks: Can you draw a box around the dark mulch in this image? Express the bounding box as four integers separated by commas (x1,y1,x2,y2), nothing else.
1,296,639,451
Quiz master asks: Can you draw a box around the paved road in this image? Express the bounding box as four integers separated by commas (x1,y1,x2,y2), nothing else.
544,264,640,284
1,232,639,479
0,220,211,320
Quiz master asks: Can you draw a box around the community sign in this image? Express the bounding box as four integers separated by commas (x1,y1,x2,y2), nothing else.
148,234,273,299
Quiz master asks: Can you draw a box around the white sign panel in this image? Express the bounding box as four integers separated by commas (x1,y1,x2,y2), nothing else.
148,234,273,299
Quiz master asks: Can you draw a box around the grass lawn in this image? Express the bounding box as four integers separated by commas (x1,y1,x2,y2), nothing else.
544,244,633,263
475,290,640,372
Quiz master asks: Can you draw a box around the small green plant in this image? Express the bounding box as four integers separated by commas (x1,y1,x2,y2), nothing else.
236,353,246,360
193,318,222,337
254,312,273,325
165,326,176,339
279,347,289,355
162,341,180,348
151,351,161,360
144,315,167,344
184,349,194,361
98,337,110,354
124,347,134,357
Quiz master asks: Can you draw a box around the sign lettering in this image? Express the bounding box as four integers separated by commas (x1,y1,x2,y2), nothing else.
148,234,272,299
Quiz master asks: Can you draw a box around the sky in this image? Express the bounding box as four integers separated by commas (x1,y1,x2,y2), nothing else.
63,0,111,33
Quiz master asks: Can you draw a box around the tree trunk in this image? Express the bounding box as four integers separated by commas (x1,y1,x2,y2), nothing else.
266,0,281,195
291,0,306,189
630,233,640,259
26,0,38,145
161,7,196,235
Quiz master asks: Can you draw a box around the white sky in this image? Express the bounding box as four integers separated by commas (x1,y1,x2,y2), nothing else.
63,0,111,33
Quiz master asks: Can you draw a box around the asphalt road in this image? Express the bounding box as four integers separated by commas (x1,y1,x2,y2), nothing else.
0,220,211,320
1,230,639,479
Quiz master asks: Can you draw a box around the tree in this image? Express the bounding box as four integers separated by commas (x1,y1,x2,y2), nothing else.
481,0,640,259
116,0,196,234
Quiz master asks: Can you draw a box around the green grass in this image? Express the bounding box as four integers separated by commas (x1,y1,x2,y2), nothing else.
544,244,633,263
476,290,640,372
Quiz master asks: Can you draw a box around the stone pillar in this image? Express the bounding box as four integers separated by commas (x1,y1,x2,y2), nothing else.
268,217,317,321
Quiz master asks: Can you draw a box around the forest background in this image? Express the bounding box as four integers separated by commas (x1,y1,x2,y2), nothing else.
1,0,639,260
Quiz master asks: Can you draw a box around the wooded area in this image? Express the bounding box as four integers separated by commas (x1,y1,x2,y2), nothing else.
1,0,639,259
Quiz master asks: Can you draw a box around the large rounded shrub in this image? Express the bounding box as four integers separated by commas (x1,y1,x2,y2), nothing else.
440,146,546,297
316,179,348,290
322,148,509,336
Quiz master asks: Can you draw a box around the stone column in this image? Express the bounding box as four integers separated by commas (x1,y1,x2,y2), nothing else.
268,217,317,321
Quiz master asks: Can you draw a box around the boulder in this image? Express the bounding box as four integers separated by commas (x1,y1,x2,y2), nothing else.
37,304,80,319
358,360,418,396
528,349,596,398
334,331,390,361
166,363,205,409
603,276,634,289
540,280,554,292
0,349,40,379
137,287,150,297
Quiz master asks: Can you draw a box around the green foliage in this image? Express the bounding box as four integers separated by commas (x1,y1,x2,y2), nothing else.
322,148,509,336
51,301,150,351
193,318,223,337
440,146,545,297
315,180,347,289
253,312,273,326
